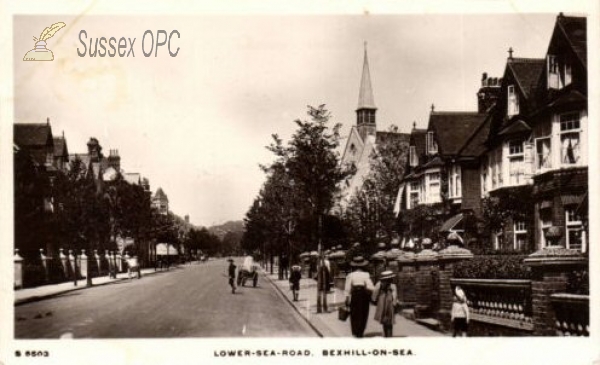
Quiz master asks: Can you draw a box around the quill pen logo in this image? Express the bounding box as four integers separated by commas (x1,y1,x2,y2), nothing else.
23,22,66,61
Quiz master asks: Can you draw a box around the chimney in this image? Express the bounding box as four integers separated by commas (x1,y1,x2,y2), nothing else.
477,71,502,113
508,47,514,61
107,149,121,171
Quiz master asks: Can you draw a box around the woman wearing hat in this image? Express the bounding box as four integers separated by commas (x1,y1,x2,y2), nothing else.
344,256,375,338
372,270,398,337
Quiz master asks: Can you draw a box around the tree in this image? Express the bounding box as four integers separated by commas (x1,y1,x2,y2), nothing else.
342,125,409,251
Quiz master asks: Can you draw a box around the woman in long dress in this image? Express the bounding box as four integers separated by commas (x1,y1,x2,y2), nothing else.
345,256,375,338
372,270,398,337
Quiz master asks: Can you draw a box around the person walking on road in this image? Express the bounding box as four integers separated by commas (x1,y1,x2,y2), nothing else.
372,270,398,337
316,256,331,313
345,256,374,338
289,264,302,301
227,259,237,294
451,286,470,337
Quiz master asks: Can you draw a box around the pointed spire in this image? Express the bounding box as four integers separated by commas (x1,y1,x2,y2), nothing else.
357,42,376,110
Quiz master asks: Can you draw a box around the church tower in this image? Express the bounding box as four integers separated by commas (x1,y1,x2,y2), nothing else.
356,42,377,141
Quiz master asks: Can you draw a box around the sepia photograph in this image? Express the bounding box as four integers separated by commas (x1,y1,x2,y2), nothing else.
1,1,598,365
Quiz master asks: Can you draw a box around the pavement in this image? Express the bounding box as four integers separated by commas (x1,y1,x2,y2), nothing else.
15,264,184,305
263,268,447,338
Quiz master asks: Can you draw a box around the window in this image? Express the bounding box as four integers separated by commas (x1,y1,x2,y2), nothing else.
426,131,438,154
514,220,527,251
427,172,440,203
508,140,525,186
560,113,581,165
540,208,552,247
481,156,489,195
409,146,418,167
536,137,552,170
494,229,505,250
507,85,519,116
449,165,462,198
349,144,356,156
547,54,572,90
547,55,559,89
565,207,583,251
408,181,420,209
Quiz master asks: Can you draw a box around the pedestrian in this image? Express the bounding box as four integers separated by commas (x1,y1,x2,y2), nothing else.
127,255,141,279
289,264,302,301
227,258,237,294
451,286,470,337
372,270,398,337
316,255,331,313
344,256,375,338
281,254,289,280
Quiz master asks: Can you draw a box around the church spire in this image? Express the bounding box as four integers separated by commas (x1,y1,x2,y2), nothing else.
357,42,376,110
356,42,377,141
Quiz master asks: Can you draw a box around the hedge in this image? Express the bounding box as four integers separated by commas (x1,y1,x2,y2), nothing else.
453,255,531,280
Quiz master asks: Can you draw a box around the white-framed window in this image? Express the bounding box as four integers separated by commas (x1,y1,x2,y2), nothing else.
408,181,420,209
547,55,559,89
507,85,520,116
535,137,552,171
514,220,527,251
481,155,489,195
496,149,503,187
508,139,524,185
547,54,572,90
565,207,583,251
449,165,462,198
540,208,553,247
426,131,438,154
409,146,418,167
560,112,581,165
426,172,440,203
494,229,504,250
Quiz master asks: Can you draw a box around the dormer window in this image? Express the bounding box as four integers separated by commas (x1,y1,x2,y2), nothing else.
547,54,572,90
409,146,418,167
426,131,438,154
507,85,519,116
349,143,357,156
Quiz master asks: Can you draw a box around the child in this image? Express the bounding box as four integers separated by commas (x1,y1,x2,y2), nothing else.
451,286,469,337
289,265,302,301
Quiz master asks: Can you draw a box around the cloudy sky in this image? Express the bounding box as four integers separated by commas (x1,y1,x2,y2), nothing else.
14,13,562,226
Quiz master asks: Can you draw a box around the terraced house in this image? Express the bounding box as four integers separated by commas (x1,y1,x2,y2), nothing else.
481,13,588,252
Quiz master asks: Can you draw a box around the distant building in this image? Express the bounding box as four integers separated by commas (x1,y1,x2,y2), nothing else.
152,188,169,215
338,44,410,211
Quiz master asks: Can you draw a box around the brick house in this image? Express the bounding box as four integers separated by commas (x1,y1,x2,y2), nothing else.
480,13,588,252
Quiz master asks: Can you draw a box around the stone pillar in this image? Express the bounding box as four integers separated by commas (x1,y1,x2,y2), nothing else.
106,250,113,278
68,250,77,279
40,248,50,283
80,250,88,279
14,249,24,289
414,249,439,319
94,250,101,276
396,251,417,308
116,252,123,273
437,245,474,331
59,248,69,278
524,246,587,336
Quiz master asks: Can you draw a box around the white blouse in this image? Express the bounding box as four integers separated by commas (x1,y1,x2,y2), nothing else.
345,270,375,298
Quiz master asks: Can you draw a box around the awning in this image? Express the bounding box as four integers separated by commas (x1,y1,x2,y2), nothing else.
439,213,464,232
156,243,179,255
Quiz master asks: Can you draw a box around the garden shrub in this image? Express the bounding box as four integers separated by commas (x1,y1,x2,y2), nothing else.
453,255,531,280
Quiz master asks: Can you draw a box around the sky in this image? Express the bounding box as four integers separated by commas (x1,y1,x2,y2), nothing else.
13,13,561,227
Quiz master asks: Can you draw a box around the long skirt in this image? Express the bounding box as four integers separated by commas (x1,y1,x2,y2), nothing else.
350,286,371,337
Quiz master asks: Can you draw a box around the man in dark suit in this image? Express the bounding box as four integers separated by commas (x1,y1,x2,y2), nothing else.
227,259,237,294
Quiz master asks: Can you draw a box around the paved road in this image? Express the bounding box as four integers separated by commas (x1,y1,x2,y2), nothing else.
15,259,317,338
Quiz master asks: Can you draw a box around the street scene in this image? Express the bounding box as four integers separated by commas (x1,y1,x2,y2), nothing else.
12,11,589,341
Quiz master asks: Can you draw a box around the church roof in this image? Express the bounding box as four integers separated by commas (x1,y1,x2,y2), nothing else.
357,43,376,110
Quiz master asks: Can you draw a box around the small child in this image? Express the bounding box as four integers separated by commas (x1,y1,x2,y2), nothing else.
451,286,469,337
289,265,302,301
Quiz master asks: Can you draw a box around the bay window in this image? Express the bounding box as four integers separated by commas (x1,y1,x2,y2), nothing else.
514,220,527,251
535,137,552,170
426,172,441,203
508,139,524,185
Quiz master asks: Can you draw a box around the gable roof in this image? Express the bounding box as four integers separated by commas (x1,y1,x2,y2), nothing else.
507,58,545,99
458,114,492,158
410,128,427,159
557,14,586,68
14,123,53,148
154,188,168,201
53,136,68,157
428,112,487,156
497,119,532,137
